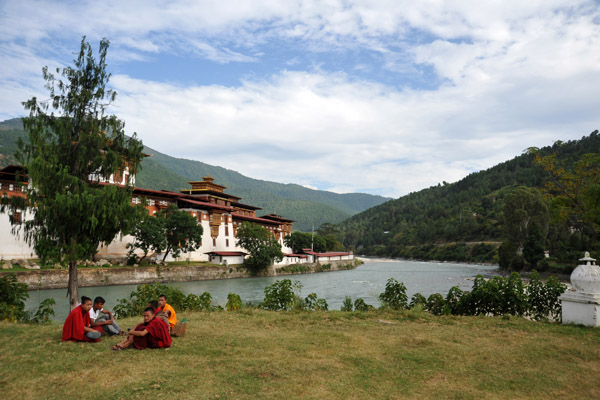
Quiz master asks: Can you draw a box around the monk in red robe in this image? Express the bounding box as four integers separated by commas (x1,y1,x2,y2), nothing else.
62,296,103,342
112,307,172,350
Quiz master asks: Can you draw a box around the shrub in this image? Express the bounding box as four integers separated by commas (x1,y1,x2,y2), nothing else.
0,275,28,322
226,293,243,311
379,278,408,310
183,292,212,311
114,283,212,317
353,298,372,312
0,274,56,324
341,296,353,312
263,279,295,311
445,286,465,315
304,293,328,311
426,293,445,315
409,293,427,309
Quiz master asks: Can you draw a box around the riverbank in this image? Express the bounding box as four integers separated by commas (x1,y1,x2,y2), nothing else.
2,259,361,290
1,309,599,399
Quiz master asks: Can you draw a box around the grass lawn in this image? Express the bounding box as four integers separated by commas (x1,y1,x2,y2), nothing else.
1,309,599,399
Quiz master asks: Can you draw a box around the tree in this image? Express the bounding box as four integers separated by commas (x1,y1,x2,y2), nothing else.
3,37,144,309
236,222,283,274
159,205,203,262
533,147,600,232
499,186,548,270
127,213,167,263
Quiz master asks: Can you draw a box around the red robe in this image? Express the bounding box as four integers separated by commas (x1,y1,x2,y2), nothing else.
132,318,172,349
61,305,102,342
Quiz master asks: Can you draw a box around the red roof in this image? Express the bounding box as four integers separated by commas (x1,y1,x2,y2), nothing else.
284,253,309,258
177,197,233,211
205,251,246,256
260,214,295,223
231,213,280,225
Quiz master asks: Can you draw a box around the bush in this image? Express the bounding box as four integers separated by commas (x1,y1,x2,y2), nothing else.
263,279,295,311
353,298,372,312
114,283,213,317
0,274,56,324
304,293,329,311
0,275,28,322
409,293,427,309
379,278,408,310
426,293,445,315
226,293,242,311
183,292,212,311
341,296,353,312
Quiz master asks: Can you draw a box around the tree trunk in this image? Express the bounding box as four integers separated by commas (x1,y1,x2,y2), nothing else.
67,237,79,310
67,259,79,310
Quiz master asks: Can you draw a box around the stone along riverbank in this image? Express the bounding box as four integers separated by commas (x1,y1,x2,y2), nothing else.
3,260,361,290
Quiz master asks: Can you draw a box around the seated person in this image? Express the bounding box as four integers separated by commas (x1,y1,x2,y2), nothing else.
62,296,103,342
148,300,170,327
90,296,123,336
112,307,172,350
158,294,177,329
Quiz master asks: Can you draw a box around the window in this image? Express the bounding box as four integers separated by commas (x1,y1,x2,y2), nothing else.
226,239,229,247
132,197,141,205
148,199,155,206
225,226,229,236
159,200,168,206
212,238,216,247
21,185,26,192
9,184,14,191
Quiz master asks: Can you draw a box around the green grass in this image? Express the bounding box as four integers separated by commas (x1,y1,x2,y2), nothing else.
1,309,599,399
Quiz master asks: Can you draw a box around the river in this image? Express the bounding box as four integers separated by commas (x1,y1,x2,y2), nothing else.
26,260,498,321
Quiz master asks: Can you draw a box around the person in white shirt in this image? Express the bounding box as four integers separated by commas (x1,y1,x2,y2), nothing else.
89,296,123,336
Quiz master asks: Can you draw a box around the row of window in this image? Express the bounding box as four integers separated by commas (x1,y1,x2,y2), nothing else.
0,183,26,192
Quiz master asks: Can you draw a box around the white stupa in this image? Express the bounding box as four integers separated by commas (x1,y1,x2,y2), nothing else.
560,252,600,327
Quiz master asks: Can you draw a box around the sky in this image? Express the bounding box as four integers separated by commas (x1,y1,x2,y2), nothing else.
1,1,599,198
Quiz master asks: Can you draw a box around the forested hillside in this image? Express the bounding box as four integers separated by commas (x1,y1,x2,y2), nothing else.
0,118,389,231
337,131,600,268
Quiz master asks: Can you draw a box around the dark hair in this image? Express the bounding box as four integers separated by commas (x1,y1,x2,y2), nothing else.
148,300,159,309
143,307,155,314
81,296,92,304
94,296,105,304
158,294,167,300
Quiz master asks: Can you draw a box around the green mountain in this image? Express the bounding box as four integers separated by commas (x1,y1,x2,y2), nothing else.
337,130,600,265
0,118,389,231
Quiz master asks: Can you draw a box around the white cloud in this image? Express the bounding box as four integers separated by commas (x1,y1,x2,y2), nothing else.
1,1,599,197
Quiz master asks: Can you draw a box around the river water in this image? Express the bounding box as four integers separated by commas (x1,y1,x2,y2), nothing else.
26,260,498,321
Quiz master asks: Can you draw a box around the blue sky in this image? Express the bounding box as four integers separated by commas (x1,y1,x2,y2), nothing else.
1,0,599,197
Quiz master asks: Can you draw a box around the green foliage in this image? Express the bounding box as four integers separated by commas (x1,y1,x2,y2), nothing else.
409,293,427,309
127,212,167,263
0,274,28,321
426,293,446,315
284,231,344,253
2,37,145,308
237,222,283,274
280,264,310,274
114,283,194,317
226,293,242,311
378,278,408,310
262,279,295,311
0,274,55,323
183,292,212,311
340,296,353,312
159,205,203,261
500,186,548,270
28,298,56,324
353,298,372,312
304,293,329,311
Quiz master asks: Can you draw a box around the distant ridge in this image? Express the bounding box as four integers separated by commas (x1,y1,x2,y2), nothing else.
0,118,390,231
337,130,600,261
